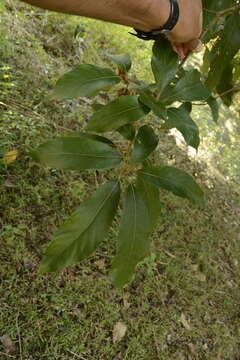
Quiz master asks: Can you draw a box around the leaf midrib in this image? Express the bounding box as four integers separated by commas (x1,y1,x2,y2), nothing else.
129,184,137,264
167,109,198,131
140,170,198,201
58,182,119,256
98,105,141,120
43,152,122,159
74,75,120,86
166,82,208,101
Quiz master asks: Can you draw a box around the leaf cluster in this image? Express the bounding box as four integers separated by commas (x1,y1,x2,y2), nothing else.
30,7,240,287
202,0,240,105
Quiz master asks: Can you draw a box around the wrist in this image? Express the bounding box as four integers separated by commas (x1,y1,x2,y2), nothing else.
168,0,203,43
136,0,171,32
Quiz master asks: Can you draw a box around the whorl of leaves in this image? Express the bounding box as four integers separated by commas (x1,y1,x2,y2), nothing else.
29,1,239,287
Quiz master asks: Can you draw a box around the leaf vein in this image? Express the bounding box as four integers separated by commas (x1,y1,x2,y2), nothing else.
140,170,196,199
78,75,120,86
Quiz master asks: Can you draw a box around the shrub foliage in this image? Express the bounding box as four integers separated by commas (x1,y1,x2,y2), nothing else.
31,1,240,287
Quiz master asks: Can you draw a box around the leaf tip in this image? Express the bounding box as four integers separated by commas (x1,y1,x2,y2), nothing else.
38,263,49,274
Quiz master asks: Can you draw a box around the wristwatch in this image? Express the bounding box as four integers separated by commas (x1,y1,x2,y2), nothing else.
130,0,179,41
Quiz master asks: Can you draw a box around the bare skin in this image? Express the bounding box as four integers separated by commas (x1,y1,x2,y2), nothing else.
20,0,203,59
168,0,203,59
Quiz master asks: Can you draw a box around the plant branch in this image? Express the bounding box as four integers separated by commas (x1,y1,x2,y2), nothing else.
216,86,240,99
202,4,240,39
203,4,240,17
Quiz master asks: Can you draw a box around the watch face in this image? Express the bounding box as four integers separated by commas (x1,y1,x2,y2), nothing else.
161,29,171,36
152,29,171,36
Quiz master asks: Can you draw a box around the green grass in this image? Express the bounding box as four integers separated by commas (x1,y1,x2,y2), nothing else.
1,1,240,359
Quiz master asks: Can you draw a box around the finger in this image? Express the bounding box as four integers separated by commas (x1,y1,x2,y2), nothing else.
171,43,186,61
185,39,203,52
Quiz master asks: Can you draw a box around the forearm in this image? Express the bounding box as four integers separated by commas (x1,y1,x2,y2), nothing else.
21,0,170,32
20,0,203,58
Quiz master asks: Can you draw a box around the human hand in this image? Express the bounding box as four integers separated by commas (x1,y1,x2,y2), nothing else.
170,39,203,61
167,0,203,60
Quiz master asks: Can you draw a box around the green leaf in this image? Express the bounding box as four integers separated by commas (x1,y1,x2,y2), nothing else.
202,0,234,43
206,96,219,123
40,181,120,272
151,39,179,93
136,176,161,229
30,136,122,170
161,70,211,104
138,88,167,119
206,10,240,89
181,102,192,114
70,132,116,147
111,184,152,288
165,107,200,149
201,46,210,75
117,124,136,141
131,125,159,163
91,103,105,111
139,166,204,204
86,95,149,133
108,54,132,72
51,64,121,99
216,64,233,107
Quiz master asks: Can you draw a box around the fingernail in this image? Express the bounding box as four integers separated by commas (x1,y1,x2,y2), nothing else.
194,42,204,52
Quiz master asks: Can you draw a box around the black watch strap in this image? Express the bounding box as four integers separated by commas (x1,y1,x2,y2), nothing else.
130,0,179,41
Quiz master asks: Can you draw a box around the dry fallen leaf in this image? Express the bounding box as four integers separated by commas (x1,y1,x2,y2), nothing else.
3,150,19,164
113,321,127,344
180,313,191,330
216,352,222,360
0,334,16,354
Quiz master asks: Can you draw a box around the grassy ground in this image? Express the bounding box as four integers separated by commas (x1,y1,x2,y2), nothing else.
1,1,240,359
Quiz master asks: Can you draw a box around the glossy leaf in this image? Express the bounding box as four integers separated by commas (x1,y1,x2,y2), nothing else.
165,107,200,149
151,39,178,93
131,125,159,163
136,176,161,229
181,102,192,114
70,132,116,147
111,184,152,288
206,96,219,123
30,136,122,170
202,0,234,43
201,46,210,75
139,166,204,205
108,54,132,72
161,70,211,104
216,64,233,107
86,95,149,133
51,64,121,99
138,88,167,119
40,181,120,272
117,124,136,141
206,10,240,90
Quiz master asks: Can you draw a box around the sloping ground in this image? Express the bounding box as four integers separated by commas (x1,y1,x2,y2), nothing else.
1,2,240,359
